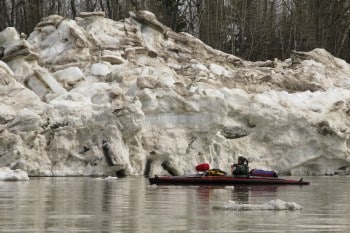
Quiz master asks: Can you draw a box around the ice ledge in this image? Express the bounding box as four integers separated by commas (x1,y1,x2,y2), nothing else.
0,167,29,181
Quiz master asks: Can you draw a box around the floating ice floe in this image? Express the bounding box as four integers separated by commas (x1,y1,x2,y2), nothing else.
0,167,29,181
213,199,302,211
104,176,118,180
95,176,118,180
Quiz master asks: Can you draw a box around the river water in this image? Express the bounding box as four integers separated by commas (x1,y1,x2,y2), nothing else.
0,176,349,233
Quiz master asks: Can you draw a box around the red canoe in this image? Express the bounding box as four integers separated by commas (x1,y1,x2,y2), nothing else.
149,175,310,186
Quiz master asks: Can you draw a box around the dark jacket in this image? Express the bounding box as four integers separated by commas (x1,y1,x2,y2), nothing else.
232,164,249,176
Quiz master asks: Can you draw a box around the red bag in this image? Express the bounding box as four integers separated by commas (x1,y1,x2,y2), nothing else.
195,163,210,172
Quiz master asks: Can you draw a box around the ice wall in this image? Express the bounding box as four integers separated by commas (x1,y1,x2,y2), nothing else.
1,11,350,176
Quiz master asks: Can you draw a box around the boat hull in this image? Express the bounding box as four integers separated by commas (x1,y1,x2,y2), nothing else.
149,175,310,186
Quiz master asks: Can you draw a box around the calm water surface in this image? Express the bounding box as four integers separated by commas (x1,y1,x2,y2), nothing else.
0,176,349,233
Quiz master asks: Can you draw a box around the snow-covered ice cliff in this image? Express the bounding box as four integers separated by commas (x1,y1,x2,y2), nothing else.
1,11,350,177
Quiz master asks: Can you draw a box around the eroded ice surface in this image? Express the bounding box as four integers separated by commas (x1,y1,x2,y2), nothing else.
0,11,350,176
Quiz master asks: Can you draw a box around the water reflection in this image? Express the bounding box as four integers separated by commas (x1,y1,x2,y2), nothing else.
192,185,279,204
233,185,280,203
232,186,250,203
0,177,350,232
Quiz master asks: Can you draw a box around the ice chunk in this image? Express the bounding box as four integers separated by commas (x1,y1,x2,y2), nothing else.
209,63,229,76
0,27,20,51
53,66,84,85
91,63,111,76
213,199,302,211
0,60,14,76
0,167,29,181
34,69,67,94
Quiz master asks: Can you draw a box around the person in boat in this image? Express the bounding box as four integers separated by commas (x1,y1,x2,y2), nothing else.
231,156,249,176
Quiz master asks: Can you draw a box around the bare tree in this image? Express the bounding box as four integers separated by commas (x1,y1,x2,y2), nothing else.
1,0,350,62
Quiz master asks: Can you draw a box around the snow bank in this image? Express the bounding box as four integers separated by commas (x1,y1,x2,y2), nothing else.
213,199,302,211
0,167,29,181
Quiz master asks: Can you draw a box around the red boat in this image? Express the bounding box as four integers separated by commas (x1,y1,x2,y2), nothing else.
149,174,310,186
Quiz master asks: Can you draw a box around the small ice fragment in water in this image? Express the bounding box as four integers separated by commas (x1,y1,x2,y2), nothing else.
212,199,302,211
